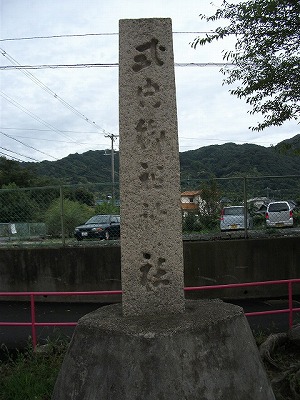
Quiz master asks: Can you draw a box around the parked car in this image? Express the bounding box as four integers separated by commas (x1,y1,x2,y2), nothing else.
74,214,120,241
220,206,252,231
265,201,293,228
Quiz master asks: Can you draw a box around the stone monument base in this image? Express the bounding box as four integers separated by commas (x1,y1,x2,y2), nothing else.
52,300,275,400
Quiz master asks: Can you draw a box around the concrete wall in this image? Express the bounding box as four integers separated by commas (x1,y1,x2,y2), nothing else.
184,237,300,299
0,237,299,301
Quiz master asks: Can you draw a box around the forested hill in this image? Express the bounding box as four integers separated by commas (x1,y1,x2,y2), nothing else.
21,139,300,185
180,142,300,182
1,141,300,188
27,150,115,185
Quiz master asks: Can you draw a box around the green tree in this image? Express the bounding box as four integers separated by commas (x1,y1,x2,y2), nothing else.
65,187,95,206
95,201,120,215
0,183,39,222
192,0,300,131
0,157,34,187
45,198,92,237
198,180,221,229
182,212,201,232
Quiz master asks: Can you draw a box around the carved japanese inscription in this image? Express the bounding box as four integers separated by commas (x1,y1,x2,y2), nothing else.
119,18,185,316
132,38,166,72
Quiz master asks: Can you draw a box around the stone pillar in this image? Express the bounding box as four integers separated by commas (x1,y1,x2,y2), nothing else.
51,18,275,400
119,18,184,316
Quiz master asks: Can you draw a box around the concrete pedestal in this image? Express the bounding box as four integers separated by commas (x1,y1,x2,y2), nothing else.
52,300,275,400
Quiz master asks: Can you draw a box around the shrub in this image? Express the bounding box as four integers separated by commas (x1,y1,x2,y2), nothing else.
182,213,201,232
45,198,92,237
95,202,120,215
253,213,266,229
293,210,300,227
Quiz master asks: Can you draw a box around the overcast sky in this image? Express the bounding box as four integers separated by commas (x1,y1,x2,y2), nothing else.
0,0,299,162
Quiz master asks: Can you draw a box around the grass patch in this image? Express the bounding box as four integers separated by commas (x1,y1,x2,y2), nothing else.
0,336,69,400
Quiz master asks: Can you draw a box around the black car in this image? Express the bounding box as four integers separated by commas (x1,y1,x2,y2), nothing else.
74,214,120,241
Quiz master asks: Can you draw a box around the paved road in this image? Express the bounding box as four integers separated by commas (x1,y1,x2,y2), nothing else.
1,298,300,350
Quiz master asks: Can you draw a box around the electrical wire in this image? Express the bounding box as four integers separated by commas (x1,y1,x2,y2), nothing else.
0,127,99,134
0,33,118,42
0,62,232,70
0,145,40,162
0,91,76,142
0,131,59,160
0,128,115,146
0,48,111,134
0,151,25,162
0,31,217,42
0,29,237,162
0,92,97,161
1,133,112,146
0,90,117,161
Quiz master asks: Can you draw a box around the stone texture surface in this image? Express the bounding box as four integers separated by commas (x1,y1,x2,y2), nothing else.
119,18,184,316
51,300,275,400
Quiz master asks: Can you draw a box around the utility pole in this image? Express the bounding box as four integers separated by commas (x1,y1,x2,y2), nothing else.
105,133,118,204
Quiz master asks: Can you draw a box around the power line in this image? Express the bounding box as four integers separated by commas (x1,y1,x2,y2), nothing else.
0,48,112,134
0,62,232,70
0,145,40,162
0,131,59,160
176,63,233,67
0,33,118,42
0,63,118,70
0,127,99,134
0,128,112,145
0,91,76,142
0,31,216,42
0,151,25,162
0,91,93,159
1,133,111,146
13,136,107,145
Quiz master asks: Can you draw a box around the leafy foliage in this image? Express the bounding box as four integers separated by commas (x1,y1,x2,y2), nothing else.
45,198,92,237
198,180,221,229
192,0,300,131
64,187,95,206
182,213,201,232
95,201,120,215
0,158,34,188
0,183,39,223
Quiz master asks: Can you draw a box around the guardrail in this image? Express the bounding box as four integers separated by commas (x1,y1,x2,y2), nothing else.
1,279,300,349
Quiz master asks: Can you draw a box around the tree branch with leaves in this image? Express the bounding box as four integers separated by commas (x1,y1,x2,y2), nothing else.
192,0,300,131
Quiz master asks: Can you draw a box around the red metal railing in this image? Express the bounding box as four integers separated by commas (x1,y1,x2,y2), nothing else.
1,279,300,349
0,290,122,349
185,278,300,329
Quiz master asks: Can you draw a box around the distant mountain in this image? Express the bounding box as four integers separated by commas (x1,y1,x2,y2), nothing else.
24,135,300,185
27,150,119,185
275,134,300,155
180,142,300,180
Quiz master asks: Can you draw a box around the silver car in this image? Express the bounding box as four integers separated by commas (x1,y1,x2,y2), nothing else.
220,206,251,231
266,201,293,228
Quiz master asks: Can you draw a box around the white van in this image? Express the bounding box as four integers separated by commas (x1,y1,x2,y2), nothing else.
220,206,251,231
265,201,293,228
